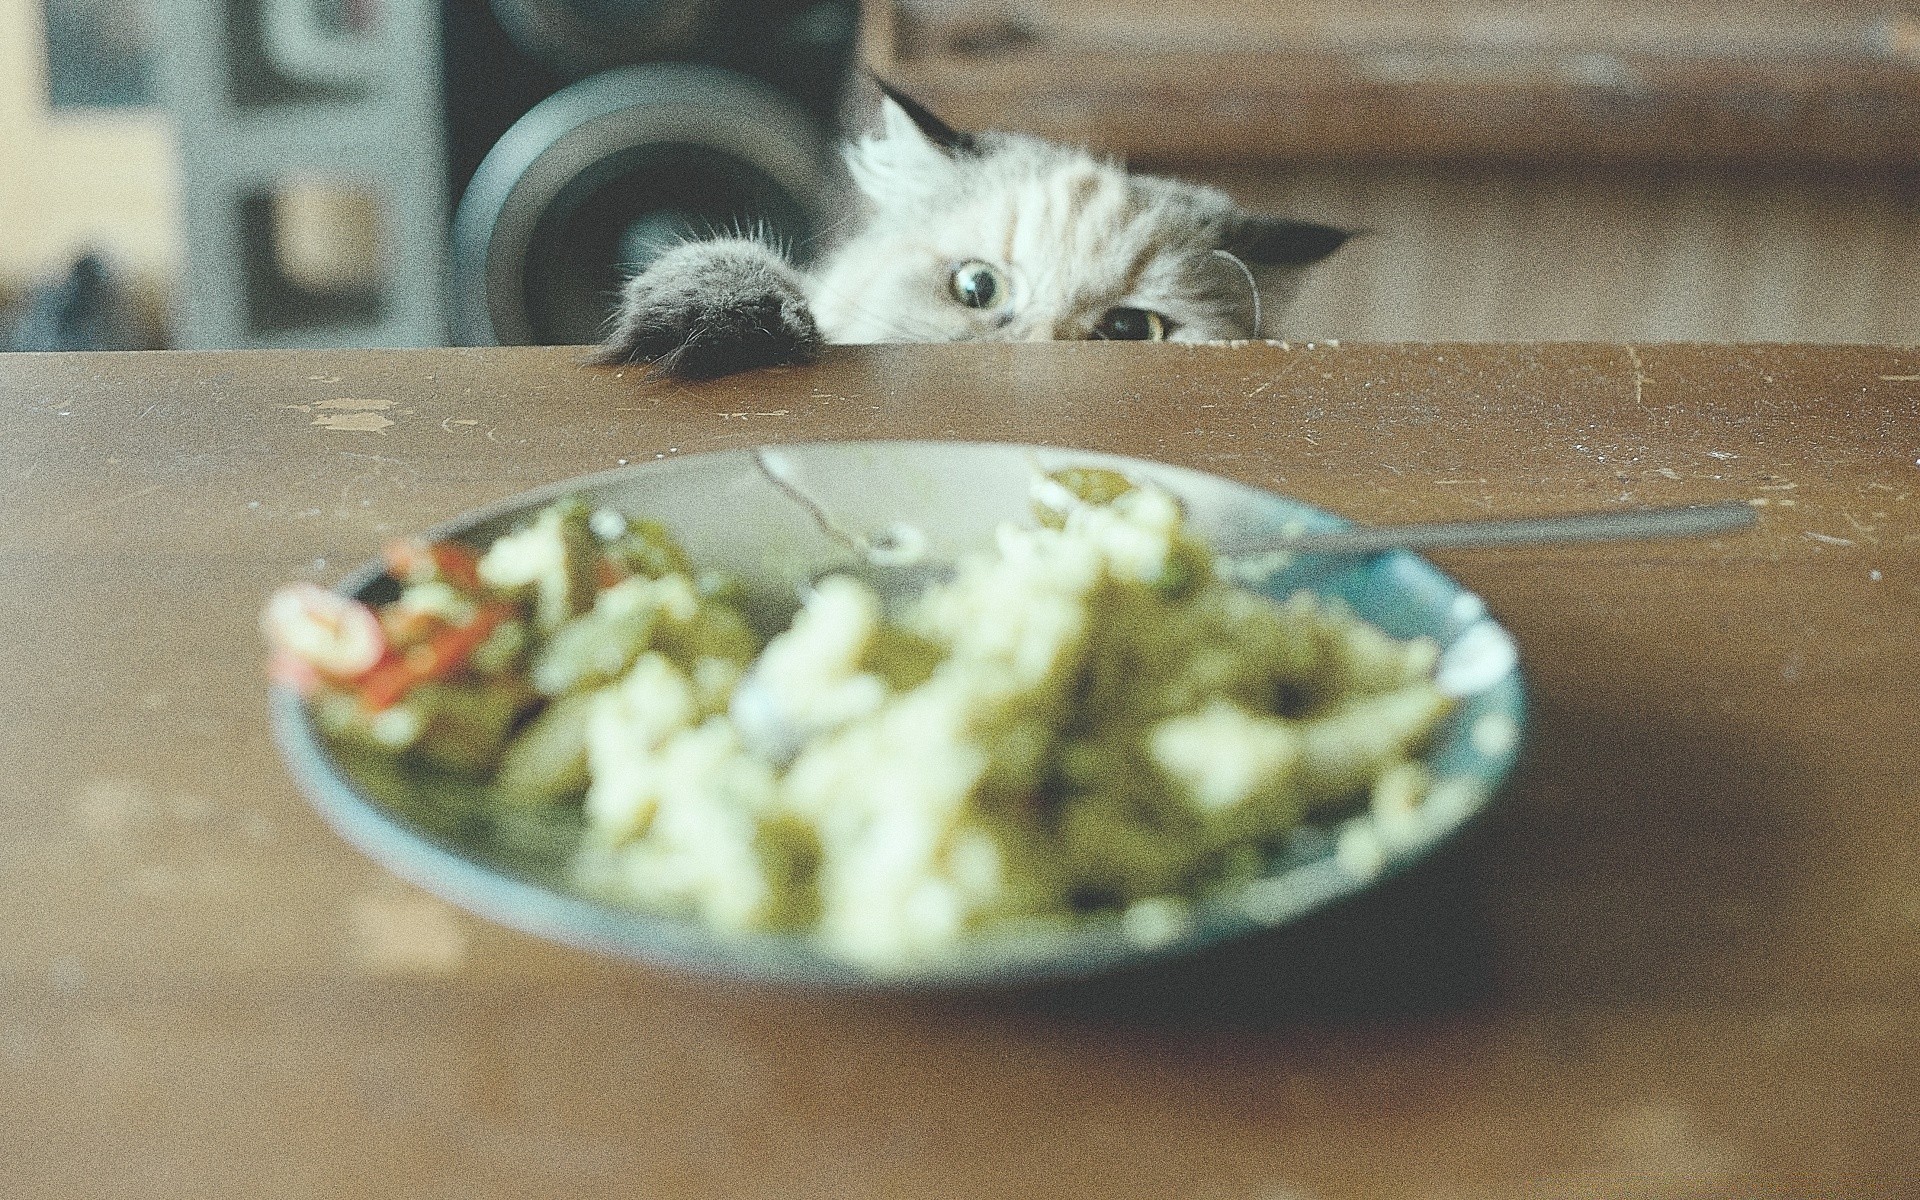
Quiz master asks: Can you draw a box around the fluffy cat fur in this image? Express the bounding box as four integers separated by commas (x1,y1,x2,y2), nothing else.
594,84,1350,378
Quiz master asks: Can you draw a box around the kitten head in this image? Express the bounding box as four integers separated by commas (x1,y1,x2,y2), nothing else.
808,85,1350,345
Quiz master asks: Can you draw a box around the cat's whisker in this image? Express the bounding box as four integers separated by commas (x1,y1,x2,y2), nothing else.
791,210,864,257
810,282,953,343
1211,248,1262,338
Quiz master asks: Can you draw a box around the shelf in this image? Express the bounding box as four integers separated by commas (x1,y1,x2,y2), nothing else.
865,0,1920,165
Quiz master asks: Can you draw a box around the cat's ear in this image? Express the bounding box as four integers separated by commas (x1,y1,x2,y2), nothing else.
846,79,973,202
1225,217,1354,266
871,77,977,155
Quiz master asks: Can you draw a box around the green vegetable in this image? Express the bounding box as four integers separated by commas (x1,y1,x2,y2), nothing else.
408,680,533,775
478,498,599,633
1033,467,1138,528
492,690,600,805
531,578,667,696
605,517,694,580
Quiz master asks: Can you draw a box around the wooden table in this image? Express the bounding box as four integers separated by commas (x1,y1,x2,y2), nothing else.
3,343,1916,1197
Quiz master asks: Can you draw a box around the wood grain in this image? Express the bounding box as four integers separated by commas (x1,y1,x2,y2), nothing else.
2,343,1917,1198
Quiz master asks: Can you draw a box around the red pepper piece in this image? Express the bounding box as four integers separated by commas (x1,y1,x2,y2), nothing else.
595,556,628,590
384,539,485,592
358,603,510,712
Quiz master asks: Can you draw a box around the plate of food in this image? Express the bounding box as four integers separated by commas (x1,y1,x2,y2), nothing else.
264,441,1527,987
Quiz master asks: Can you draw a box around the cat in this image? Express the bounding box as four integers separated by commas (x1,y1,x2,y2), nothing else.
593,83,1351,379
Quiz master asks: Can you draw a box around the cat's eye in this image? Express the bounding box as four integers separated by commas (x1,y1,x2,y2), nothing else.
1091,308,1169,341
949,260,1007,309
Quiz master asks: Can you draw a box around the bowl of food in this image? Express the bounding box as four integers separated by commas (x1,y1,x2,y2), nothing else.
265,441,1526,987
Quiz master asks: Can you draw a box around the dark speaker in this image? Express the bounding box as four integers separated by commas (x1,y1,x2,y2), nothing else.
440,0,857,345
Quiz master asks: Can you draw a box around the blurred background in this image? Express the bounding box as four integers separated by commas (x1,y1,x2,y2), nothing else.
2,0,1917,352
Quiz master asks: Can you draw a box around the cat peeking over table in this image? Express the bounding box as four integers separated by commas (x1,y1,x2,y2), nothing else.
593,81,1351,379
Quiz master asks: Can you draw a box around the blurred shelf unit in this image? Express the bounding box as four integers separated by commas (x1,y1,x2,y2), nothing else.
863,0,1920,167
152,0,856,349
153,0,448,349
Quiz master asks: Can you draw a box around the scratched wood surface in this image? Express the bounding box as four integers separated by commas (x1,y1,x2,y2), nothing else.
2,343,1917,1198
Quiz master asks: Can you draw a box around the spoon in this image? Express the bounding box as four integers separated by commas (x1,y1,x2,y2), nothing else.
749,497,1754,766
1238,498,1757,556
819,499,1759,605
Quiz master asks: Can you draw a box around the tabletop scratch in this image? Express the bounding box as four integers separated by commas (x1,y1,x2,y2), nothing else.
338,451,414,468
1838,513,1882,546
1626,345,1652,411
68,483,163,522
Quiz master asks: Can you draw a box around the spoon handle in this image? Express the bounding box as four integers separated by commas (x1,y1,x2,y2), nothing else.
1271,500,1758,555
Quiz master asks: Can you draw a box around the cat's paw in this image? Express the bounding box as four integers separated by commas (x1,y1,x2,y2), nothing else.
591,239,822,380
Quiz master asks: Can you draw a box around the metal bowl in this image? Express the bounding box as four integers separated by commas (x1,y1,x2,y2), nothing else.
269,441,1527,988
